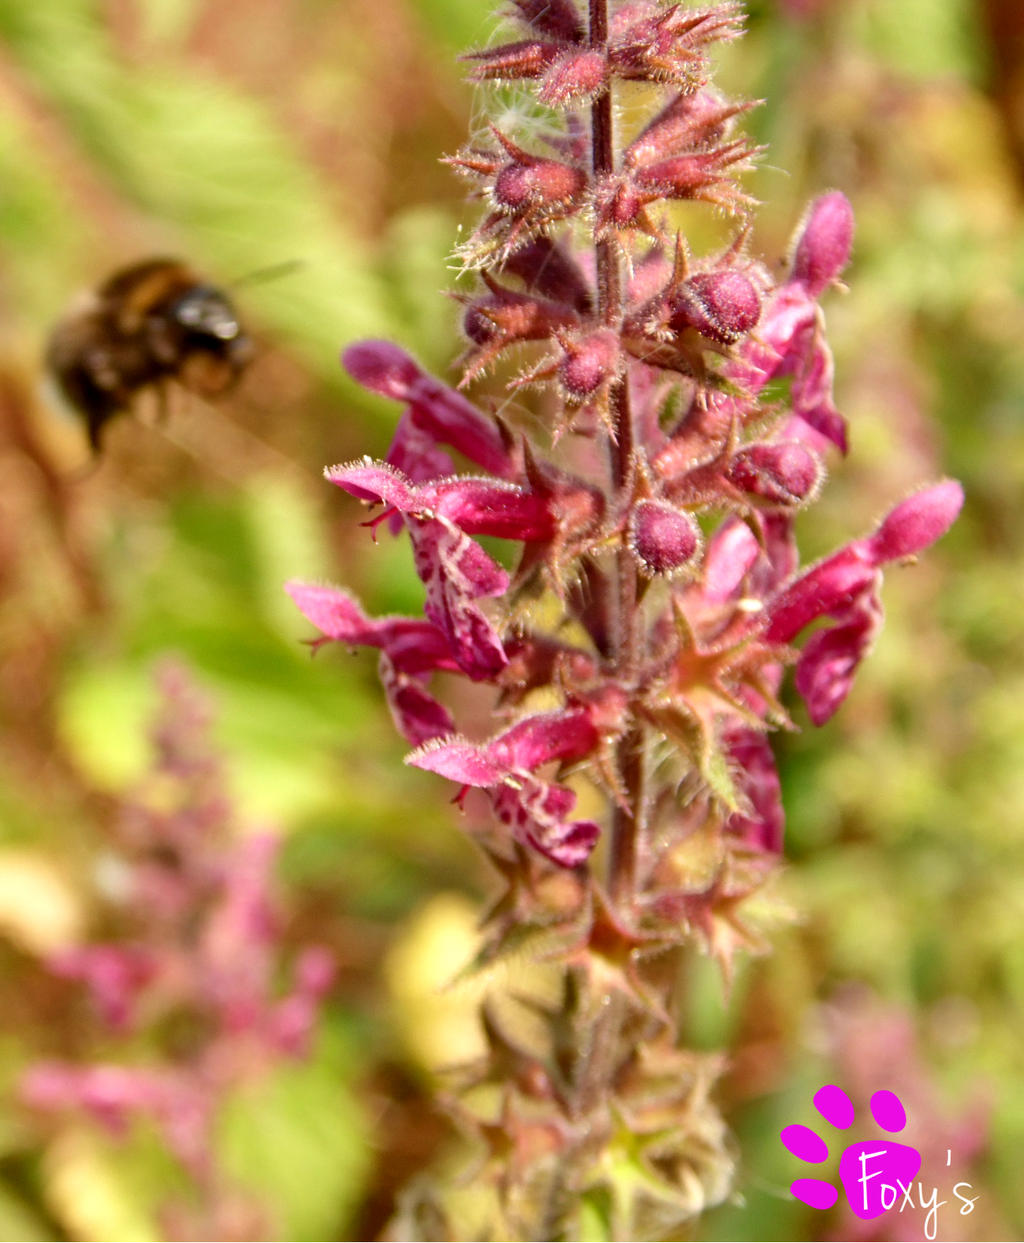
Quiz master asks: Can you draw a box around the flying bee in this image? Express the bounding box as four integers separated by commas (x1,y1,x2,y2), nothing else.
45,257,256,452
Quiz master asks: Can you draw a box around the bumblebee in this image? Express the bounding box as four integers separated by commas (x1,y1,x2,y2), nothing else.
45,258,255,451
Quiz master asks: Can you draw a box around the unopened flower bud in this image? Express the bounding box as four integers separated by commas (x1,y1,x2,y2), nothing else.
460,279,580,367
610,1,744,86
626,89,750,169
629,499,701,575
343,339,421,398
539,48,608,105
868,479,964,563
636,141,757,212
463,304,496,346
790,191,854,296
728,442,822,506
464,38,562,83
594,176,647,232
670,269,762,345
493,156,587,215
559,329,620,398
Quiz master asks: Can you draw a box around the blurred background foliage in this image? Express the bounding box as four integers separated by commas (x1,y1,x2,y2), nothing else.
0,0,1021,1238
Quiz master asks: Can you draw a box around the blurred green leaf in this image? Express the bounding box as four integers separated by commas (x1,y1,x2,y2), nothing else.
219,1038,371,1241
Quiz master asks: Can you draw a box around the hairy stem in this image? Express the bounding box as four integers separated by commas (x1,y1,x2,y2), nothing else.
589,0,616,327
590,0,644,907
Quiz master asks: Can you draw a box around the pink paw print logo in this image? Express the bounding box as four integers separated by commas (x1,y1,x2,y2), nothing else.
781,1085,922,1220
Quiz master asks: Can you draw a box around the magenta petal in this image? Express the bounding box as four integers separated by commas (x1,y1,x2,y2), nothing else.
298,498,510,682
381,620,459,675
702,519,760,603
727,284,809,396
343,339,422,397
526,815,600,868
492,778,600,868
294,946,335,997
343,340,516,477
284,581,457,673
868,479,964,563
326,460,417,510
407,736,505,787
765,545,876,642
757,512,799,585
284,580,376,642
493,707,600,770
408,515,508,679
431,477,556,540
409,712,604,867
433,603,506,681
379,653,456,745
49,945,155,1030
330,465,555,542
20,1062,83,1112
386,410,455,486
728,276,849,456
410,514,509,602
794,603,879,725
792,403,848,456
789,333,848,455
21,1062,164,1132
725,727,784,851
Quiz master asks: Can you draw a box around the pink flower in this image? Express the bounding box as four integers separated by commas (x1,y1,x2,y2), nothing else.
22,1063,168,1137
628,499,702,576
50,945,158,1031
21,666,336,1206
285,581,458,742
766,481,963,643
271,947,336,1057
766,481,963,722
723,725,784,852
699,517,761,604
343,341,517,478
728,191,854,453
385,411,455,489
328,461,557,541
326,463,516,679
790,190,855,297
407,515,508,680
407,701,621,867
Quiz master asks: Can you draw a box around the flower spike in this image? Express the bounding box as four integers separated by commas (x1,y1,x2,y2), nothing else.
297,0,962,1233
